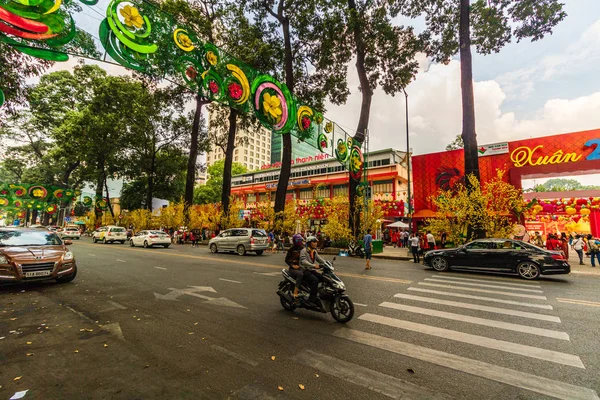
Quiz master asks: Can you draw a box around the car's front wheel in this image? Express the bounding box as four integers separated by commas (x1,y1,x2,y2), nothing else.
210,244,218,253
517,261,540,280
92,237,97,243
237,245,246,256
143,240,150,248
431,256,449,272
129,240,135,247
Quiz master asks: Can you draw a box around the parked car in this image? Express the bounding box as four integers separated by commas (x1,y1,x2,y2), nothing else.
60,226,81,240
92,226,127,244
208,228,269,256
130,230,171,248
0,227,77,283
423,238,570,280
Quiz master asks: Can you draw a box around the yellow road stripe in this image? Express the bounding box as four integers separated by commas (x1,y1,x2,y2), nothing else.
76,243,412,285
556,298,600,307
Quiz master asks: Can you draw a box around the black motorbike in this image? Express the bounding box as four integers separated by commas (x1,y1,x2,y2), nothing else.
276,258,354,323
348,240,365,258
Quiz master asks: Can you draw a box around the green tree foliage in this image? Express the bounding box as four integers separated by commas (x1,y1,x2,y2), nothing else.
193,159,247,204
446,134,464,151
390,0,567,191
528,178,600,193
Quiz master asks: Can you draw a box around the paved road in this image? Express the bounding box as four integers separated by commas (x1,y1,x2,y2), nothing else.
1,238,600,399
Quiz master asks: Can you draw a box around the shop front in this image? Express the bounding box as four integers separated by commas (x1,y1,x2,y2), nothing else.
412,129,600,236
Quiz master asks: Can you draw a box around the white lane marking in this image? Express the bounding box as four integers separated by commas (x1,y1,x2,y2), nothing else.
407,287,553,310
354,303,368,307
424,278,544,293
358,313,584,368
154,267,167,270
379,302,569,340
219,278,242,284
101,322,125,341
297,350,451,400
209,344,258,367
106,301,127,310
393,293,560,322
253,271,281,277
418,282,547,300
116,259,127,263
433,275,542,288
88,254,96,257
334,329,598,400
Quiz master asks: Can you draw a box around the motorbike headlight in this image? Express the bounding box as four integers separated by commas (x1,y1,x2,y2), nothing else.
0,254,8,265
63,252,74,261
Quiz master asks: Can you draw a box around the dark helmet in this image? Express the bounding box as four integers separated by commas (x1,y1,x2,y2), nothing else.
292,233,304,247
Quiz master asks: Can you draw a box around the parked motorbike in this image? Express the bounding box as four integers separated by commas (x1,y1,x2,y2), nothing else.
348,241,365,258
276,258,354,323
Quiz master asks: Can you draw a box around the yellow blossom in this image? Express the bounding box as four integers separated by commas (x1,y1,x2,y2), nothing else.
178,33,192,48
206,51,218,66
120,5,144,29
263,92,282,123
32,189,44,197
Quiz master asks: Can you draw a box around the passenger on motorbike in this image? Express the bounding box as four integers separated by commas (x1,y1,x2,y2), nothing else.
285,233,305,301
299,236,326,306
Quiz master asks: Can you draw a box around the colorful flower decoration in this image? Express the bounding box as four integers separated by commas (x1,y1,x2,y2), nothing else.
29,185,48,200
202,69,224,101
83,196,93,206
204,43,219,67
10,185,27,197
13,200,23,208
297,105,313,132
0,198,10,207
173,28,194,52
324,121,333,133
314,113,324,125
0,188,9,197
251,75,296,133
46,204,58,215
225,64,250,106
176,56,203,88
98,0,158,72
54,189,65,199
96,198,109,210
317,133,328,152
335,138,349,162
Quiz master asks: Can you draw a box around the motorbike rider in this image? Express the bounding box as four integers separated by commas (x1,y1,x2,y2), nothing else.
299,236,326,306
285,233,305,301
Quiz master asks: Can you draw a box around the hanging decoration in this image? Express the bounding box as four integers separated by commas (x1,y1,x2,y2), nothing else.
348,146,364,181
28,185,48,200
335,139,350,162
83,196,93,206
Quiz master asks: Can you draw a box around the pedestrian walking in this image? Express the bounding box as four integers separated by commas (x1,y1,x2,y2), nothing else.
586,234,599,267
426,230,436,251
364,229,373,270
572,234,585,265
410,233,420,263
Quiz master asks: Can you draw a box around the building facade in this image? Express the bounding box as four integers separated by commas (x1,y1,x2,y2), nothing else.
229,148,411,217
270,132,316,164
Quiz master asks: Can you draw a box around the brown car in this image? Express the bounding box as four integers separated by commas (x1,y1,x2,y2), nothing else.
0,227,77,284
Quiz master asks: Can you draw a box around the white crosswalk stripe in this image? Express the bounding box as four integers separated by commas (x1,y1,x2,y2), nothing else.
431,274,542,288
393,293,560,322
379,302,569,340
320,274,598,399
424,277,544,293
418,282,548,299
407,287,553,309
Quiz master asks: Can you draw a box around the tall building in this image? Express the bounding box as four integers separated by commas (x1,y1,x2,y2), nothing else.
270,132,317,164
205,111,271,172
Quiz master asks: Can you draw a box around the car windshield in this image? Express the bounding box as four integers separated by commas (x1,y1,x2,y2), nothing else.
0,230,63,246
150,231,164,235
252,230,267,237
111,228,126,232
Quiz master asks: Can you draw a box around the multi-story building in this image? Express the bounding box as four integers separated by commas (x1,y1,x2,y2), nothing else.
205,124,272,172
229,148,411,215
270,132,316,164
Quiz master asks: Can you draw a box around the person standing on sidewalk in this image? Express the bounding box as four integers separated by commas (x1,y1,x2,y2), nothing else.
410,233,421,263
426,231,436,251
586,234,599,267
364,229,373,270
572,234,585,265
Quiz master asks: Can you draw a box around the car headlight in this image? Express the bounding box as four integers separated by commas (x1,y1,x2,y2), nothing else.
0,255,8,264
63,252,74,261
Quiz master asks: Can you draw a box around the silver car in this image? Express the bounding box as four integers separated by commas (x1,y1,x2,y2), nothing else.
60,227,81,240
208,228,269,256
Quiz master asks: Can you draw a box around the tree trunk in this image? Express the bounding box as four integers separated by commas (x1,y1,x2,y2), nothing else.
221,109,238,216
104,174,115,218
95,158,104,222
146,147,156,212
348,0,373,237
274,16,295,223
185,95,208,208
62,161,80,187
459,0,483,239
459,0,479,186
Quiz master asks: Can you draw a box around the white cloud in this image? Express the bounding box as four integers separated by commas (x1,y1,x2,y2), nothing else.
325,58,600,156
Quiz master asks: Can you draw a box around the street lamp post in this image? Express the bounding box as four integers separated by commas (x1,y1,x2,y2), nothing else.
403,88,412,233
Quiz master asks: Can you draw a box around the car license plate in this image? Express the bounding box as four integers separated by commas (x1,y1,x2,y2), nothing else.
25,271,51,278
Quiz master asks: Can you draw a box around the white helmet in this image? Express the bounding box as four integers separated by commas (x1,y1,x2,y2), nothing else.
306,236,318,244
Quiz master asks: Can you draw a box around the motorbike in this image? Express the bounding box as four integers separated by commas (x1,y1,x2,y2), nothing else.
348,241,365,258
276,257,355,323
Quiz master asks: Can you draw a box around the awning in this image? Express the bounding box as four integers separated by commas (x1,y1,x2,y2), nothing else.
386,221,409,228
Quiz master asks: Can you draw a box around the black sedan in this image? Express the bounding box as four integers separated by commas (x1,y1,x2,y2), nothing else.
423,238,570,280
